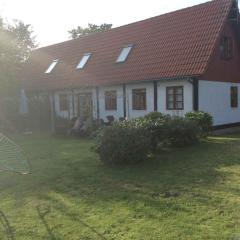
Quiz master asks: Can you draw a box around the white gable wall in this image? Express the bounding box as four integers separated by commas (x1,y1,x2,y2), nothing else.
199,80,240,126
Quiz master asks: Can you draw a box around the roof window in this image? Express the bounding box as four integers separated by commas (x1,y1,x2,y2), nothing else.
45,59,59,74
116,45,133,63
77,53,92,69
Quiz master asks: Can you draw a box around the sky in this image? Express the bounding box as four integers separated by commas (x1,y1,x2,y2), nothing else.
0,0,224,47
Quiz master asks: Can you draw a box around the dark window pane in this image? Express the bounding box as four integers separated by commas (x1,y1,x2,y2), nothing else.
59,94,68,111
176,102,183,109
231,86,238,108
167,88,174,95
168,102,174,110
221,37,234,60
166,86,184,110
176,95,183,102
132,88,146,110
105,91,117,110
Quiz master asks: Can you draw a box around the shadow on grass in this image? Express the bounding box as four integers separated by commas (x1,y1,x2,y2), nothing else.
0,210,15,240
36,202,108,240
3,136,240,197
1,134,240,239
37,205,57,240
2,134,240,213
35,134,240,208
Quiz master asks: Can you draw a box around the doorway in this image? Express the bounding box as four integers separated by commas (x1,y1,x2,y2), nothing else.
77,93,93,121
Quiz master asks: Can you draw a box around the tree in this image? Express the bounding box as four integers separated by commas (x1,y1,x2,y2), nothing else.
0,17,36,131
0,18,36,96
68,23,112,39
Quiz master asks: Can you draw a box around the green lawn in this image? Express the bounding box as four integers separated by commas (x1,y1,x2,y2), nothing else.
1,133,240,239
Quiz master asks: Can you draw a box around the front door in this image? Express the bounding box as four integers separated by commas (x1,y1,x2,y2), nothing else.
77,93,93,121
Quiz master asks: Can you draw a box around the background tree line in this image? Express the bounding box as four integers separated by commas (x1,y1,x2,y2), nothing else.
68,23,112,39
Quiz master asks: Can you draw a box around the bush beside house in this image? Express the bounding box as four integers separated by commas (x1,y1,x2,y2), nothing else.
185,111,213,137
165,116,201,147
95,123,151,165
95,111,213,165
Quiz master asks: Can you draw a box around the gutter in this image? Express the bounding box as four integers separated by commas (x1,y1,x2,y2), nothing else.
24,75,199,93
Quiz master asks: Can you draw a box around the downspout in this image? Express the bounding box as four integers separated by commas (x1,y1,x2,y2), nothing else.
123,84,127,118
50,91,56,133
68,94,71,120
71,89,75,118
96,87,100,120
153,81,158,111
192,78,199,111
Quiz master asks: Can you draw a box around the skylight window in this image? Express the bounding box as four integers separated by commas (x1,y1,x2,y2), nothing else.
77,53,92,69
116,45,133,63
45,59,59,74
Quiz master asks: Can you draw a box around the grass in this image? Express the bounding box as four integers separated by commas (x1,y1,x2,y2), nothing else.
1,133,240,239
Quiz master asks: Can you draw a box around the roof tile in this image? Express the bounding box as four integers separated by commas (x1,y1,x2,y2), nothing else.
23,0,234,90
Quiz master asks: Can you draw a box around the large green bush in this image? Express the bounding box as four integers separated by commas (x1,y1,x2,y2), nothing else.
94,111,212,165
95,122,151,165
165,116,201,147
114,114,168,152
185,111,213,137
138,112,170,151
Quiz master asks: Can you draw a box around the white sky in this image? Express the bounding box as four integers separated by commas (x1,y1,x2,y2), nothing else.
0,0,227,47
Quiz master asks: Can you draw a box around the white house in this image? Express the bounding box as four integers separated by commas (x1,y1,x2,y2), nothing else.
22,0,240,129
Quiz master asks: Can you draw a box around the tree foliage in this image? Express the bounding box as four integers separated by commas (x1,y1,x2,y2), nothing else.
0,17,36,132
68,23,112,39
0,17,36,96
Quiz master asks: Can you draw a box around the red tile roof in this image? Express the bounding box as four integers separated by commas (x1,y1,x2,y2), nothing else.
23,0,235,90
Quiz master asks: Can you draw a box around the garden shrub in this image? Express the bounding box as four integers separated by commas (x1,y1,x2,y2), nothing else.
165,116,201,147
115,115,167,152
137,113,170,151
95,122,151,165
95,112,206,165
144,112,170,121
185,111,213,137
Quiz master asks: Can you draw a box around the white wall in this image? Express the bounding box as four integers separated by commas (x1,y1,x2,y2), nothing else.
53,80,195,120
49,80,240,126
199,80,240,126
99,85,124,121
126,82,154,119
158,80,193,116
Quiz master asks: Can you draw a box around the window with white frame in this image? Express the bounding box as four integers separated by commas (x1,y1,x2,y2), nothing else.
76,53,91,69
45,59,59,74
116,45,133,63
